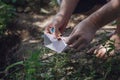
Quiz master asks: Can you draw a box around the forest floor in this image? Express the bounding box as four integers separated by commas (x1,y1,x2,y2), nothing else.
1,5,120,79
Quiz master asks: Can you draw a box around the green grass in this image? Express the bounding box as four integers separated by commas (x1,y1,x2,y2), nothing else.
0,0,15,35
0,1,120,79
1,45,120,80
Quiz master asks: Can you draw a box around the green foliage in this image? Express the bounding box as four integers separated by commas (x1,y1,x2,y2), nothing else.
1,46,120,80
24,50,42,80
50,0,58,6
0,0,15,35
2,0,25,5
23,48,69,80
11,0,17,3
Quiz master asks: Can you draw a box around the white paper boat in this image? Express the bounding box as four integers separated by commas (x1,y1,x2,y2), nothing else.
44,32,67,53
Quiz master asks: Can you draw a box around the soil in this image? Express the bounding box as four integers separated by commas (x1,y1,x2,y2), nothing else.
0,3,117,78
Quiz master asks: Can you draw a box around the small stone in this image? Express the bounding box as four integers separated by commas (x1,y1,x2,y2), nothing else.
24,7,31,13
17,7,24,13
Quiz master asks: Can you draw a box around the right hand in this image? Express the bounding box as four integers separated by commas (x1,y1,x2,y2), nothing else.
45,13,69,38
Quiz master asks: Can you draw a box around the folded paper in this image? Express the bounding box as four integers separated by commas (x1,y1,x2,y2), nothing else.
44,32,67,53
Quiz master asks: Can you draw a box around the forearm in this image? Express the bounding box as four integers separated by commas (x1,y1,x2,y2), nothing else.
85,0,120,30
58,0,79,17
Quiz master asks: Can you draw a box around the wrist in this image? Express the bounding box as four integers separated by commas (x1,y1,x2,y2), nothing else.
85,13,102,31
57,11,71,20
53,12,70,24
79,19,99,35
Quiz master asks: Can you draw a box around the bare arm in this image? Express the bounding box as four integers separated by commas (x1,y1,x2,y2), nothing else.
45,0,79,37
58,0,79,18
84,0,120,30
66,0,120,51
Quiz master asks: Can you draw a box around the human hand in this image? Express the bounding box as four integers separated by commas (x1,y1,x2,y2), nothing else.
65,21,97,51
45,13,69,38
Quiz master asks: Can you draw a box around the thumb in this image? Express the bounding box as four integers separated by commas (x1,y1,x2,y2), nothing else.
52,21,62,38
54,26,59,38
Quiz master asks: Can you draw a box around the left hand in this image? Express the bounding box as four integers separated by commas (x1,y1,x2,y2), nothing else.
65,21,97,51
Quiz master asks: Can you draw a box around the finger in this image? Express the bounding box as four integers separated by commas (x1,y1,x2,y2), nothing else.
98,48,106,58
109,50,115,57
54,27,59,38
70,38,83,48
94,45,104,54
94,49,98,55
96,52,102,58
45,26,50,33
45,24,52,33
65,34,78,45
99,51,106,58
76,44,86,51
59,21,68,33
96,48,106,58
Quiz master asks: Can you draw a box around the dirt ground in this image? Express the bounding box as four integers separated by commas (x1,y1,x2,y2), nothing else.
0,5,119,79
12,8,116,61
1,1,120,79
